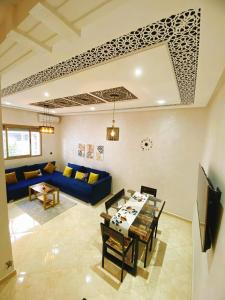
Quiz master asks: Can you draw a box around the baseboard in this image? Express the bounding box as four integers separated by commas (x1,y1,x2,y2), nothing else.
163,210,192,223
0,270,17,285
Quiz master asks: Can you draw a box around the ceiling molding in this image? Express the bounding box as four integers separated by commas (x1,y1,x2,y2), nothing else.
7,29,52,54
29,2,80,41
2,8,201,105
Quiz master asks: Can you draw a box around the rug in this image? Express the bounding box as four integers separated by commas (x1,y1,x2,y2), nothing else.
16,194,77,225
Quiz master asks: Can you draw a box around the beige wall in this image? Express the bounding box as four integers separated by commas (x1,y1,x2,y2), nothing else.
2,107,60,168
0,96,14,280
192,72,225,300
59,108,207,220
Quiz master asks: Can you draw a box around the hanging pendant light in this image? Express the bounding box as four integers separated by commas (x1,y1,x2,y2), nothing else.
106,97,119,141
39,105,55,134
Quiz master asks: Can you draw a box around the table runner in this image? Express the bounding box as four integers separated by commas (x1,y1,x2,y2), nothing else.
110,191,148,237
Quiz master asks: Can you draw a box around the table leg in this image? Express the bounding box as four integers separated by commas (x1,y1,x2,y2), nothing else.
132,236,139,276
57,189,59,204
53,193,56,206
29,187,32,201
43,194,47,210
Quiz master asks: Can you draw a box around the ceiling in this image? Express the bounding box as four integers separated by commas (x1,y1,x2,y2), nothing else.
0,0,225,115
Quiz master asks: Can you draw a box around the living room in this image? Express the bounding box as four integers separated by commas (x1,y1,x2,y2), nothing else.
0,1,225,300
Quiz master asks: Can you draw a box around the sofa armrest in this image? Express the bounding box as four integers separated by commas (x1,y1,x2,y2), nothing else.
91,176,112,204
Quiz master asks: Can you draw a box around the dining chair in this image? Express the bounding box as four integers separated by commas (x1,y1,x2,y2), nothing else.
105,189,129,214
100,223,134,282
140,185,157,197
139,200,165,268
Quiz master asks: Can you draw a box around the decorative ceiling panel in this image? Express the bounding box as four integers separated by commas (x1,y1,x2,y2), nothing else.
2,9,201,105
30,87,137,108
91,86,137,102
65,93,105,105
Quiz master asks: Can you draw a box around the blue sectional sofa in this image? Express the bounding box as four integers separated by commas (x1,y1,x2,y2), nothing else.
5,162,112,205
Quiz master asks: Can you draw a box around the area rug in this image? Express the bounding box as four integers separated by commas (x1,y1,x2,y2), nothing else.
16,194,77,225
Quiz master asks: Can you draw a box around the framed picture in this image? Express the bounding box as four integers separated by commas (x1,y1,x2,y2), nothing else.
86,144,94,159
96,145,104,161
78,143,85,157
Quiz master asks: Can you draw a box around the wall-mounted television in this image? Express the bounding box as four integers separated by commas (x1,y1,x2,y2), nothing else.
196,165,221,252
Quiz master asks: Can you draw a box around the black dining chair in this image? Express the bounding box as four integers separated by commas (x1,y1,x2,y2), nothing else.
140,185,157,197
105,189,128,214
139,200,165,268
100,223,134,282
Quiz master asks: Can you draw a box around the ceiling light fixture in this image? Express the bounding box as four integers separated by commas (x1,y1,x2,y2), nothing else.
44,92,50,97
106,95,119,141
39,105,54,134
134,67,143,77
4,101,11,105
90,107,95,111
157,99,166,105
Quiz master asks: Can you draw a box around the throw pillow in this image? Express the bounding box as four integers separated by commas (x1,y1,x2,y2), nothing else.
5,172,18,184
88,172,99,184
75,171,88,181
63,166,72,177
24,170,40,180
44,162,55,174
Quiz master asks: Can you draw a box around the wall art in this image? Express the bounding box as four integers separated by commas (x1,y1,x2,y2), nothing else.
78,143,85,157
141,138,153,151
96,145,104,161
86,144,94,159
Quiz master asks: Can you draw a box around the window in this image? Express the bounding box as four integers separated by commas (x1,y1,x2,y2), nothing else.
2,125,42,159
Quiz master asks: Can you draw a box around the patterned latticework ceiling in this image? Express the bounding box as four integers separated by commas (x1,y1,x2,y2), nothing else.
2,8,201,105
30,86,138,108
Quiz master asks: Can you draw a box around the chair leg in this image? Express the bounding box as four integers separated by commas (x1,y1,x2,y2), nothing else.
149,234,153,252
102,245,105,268
155,223,158,238
144,243,148,268
121,256,125,282
131,242,134,263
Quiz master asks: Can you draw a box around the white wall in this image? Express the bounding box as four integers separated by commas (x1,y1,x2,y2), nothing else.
59,108,207,220
192,72,225,300
2,107,60,168
0,95,14,281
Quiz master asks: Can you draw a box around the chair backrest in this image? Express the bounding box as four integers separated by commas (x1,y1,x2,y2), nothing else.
100,223,124,250
105,189,125,213
140,186,157,197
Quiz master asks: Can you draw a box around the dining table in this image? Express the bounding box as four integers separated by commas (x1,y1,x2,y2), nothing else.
100,191,163,276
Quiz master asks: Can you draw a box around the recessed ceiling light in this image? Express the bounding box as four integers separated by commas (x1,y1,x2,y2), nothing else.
157,99,166,105
4,101,11,105
51,110,56,114
44,92,49,97
134,67,143,77
90,107,95,111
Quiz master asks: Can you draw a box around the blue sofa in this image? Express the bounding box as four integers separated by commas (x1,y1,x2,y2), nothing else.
5,162,112,205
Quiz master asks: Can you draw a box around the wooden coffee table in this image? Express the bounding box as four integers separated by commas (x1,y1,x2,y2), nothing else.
29,182,60,210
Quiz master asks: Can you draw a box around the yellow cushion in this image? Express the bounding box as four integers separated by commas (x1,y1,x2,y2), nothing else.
75,171,85,180
44,162,55,174
5,172,17,184
63,166,72,177
88,172,99,184
24,170,40,180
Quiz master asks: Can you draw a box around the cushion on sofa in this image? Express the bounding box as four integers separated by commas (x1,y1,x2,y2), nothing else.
5,172,18,184
63,166,73,177
44,162,56,174
88,172,99,184
67,163,84,177
24,170,41,180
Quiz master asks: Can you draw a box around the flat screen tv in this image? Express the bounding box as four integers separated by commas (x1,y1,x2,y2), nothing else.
196,165,221,252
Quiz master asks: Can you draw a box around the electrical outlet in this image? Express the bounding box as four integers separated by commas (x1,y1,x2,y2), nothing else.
5,260,13,269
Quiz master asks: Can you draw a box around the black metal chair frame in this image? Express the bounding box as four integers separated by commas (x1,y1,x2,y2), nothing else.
139,201,165,268
100,223,134,282
105,189,127,214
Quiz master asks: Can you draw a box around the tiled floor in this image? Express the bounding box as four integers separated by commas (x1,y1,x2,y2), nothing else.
0,193,192,300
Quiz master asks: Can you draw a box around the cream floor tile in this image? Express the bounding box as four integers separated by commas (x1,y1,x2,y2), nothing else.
0,194,192,300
